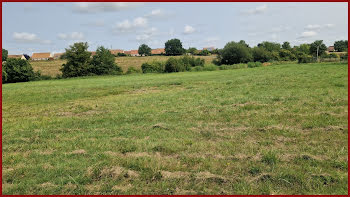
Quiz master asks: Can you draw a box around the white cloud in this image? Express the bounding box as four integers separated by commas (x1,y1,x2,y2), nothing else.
146,9,164,17
82,20,105,27
57,32,85,41
13,32,51,44
136,27,158,41
115,17,148,33
305,24,335,31
183,25,196,34
299,31,317,38
73,2,143,13
243,4,267,15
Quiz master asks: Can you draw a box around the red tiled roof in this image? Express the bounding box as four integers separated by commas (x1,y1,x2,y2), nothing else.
110,49,124,54
31,53,51,59
151,48,165,55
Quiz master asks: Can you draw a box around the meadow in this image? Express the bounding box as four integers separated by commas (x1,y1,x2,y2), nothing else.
31,55,216,76
2,62,348,194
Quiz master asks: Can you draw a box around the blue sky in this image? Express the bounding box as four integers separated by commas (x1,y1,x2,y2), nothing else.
2,2,348,55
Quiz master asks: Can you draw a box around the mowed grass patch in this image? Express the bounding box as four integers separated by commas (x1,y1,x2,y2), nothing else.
30,55,216,76
2,63,348,194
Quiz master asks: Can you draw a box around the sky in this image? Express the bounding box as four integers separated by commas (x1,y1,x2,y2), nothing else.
2,2,348,55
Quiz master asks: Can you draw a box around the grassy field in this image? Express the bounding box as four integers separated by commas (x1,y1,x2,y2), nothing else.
31,55,216,76
2,63,348,194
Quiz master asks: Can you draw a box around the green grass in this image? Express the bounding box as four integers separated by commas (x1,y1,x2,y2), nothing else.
2,62,348,194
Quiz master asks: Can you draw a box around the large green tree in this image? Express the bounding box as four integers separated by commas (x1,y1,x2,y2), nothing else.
334,40,348,52
258,41,281,52
309,40,327,58
2,58,38,83
61,42,92,78
2,48,8,61
165,38,184,56
217,41,253,65
90,46,122,75
282,42,292,50
138,44,152,56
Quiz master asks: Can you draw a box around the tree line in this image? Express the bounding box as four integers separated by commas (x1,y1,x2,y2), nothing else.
2,39,348,83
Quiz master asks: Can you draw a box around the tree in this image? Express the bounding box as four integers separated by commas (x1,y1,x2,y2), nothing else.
90,46,122,75
295,44,311,55
61,42,92,78
279,49,296,61
2,58,39,83
217,41,253,65
165,38,184,56
282,42,292,50
252,47,272,62
187,47,197,55
310,40,327,60
239,40,249,48
258,41,281,52
2,48,8,61
138,44,151,56
198,49,210,56
334,40,348,52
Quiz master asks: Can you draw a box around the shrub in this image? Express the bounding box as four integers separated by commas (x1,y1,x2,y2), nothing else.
126,67,142,74
340,53,348,61
165,57,187,73
248,62,263,68
90,46,122,75
328,53,339,58
190,66,204,72
279,49,296,61
61,42,92,78
2,48,8,61
116,52,127,57
202,64,218,71
141,61,165,73
2,58,40,83
180,55,205,68
298,54,314,63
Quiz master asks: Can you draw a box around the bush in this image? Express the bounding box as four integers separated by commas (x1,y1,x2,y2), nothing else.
2,58,40,83
248,62,262,68
165,57,186,72
340,53,348,61
126,67,142,74
90,46,122,75
202,64,218,71
180,55,205,68
116,52,127,57
190,66,204,72
279,49,296,61
328,53,340,58
141,61,165,73
298,54,314,63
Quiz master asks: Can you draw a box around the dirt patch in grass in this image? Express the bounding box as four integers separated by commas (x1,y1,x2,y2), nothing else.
100,166,125,178
161,171,190,179
70,149,86,154
112,184,132,192
40,182,56,188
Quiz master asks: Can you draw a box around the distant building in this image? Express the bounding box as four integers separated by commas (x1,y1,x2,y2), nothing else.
327,46,335,53
110,49,124,55
151,48,165,55
203,47,215,51
124,50,139,56
90,51,96,56
31,52,51,61
53,53,64,60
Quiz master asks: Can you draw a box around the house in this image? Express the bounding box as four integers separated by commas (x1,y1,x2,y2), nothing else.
110,49,124,55
31,52,51,61
327,46,335,53
124,50,139,56
203,47,215,51
53,53,64,60
90,51,96,56
7,55,22,59
151,48,165,55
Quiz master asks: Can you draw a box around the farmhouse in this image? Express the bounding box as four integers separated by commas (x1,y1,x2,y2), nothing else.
327,46,335,53
90,51,96,56
151,48,165,55
124,50,139,56
53,53,64,60
31,52,51,61
8,54,26,60
203,47,215,51
110,49,124,55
